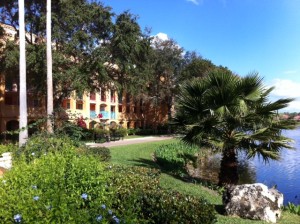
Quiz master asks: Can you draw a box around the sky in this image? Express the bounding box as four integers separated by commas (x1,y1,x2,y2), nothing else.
101,0,300,112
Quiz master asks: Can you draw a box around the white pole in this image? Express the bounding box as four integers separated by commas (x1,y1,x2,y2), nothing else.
47,0,53,133
18,0,28,146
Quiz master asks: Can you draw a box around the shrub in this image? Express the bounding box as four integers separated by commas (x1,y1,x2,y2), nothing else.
114,128,127,137
0,144,17,155
108,166,216,224
154,142,199,174
15,133,78,163
0,153,117,223
93,128,110,143
54,121,88,143
127,128,139,135
77,146,111,162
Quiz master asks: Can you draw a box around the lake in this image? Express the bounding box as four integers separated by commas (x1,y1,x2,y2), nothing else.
245,128,300,205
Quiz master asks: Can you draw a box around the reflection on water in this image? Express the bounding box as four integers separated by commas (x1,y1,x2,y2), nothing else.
189,128,300,205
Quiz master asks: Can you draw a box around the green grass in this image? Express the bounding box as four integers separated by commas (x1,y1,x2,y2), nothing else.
109,139,300,224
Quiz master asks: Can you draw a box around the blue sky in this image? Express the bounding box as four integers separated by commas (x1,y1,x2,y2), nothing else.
101,0,300,112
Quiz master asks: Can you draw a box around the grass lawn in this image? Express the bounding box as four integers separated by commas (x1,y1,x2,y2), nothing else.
109,139,300,224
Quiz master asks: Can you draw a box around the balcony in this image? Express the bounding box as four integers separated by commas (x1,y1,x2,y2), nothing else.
90,111,97,119
110,112,116,119
100,111,109,119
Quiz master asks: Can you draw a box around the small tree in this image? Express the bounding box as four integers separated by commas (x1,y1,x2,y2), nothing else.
174,71,296,186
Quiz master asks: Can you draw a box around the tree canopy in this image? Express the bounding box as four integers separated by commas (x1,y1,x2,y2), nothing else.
0,0,153,105
174,70,296,185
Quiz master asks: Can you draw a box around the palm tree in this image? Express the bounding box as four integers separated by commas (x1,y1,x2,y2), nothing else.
18,0,28,146
46,0,53,133
174,70,296,186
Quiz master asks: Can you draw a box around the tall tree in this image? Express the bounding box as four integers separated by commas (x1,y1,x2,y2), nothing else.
46,0,53,132
18,0,28,146
144,38,184,129
108,11,151,94
174,71,296,186
0,0,114,106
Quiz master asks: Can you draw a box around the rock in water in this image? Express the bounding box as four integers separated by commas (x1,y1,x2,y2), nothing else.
223,183,283,223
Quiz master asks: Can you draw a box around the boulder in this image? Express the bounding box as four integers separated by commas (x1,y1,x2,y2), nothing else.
223,183,283,223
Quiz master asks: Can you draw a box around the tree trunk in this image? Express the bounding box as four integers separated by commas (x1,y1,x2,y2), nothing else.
218,148,239,186
18,0,28,147
46,0,54,133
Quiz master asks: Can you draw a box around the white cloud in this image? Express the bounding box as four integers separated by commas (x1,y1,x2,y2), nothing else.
186,0,201,5
269,79,300,112
154,32,169,41
284,101,300,112
270,79,300,98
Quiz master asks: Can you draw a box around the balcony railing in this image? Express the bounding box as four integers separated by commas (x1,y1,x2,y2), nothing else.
110,112,116,119
90,111,97,119
100,111,109,119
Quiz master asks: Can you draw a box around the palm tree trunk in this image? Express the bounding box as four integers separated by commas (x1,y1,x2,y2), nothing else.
218,148,239,186
18,0,28,147
46,0,53,133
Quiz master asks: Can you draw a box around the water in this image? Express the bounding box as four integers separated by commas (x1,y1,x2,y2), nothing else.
245,128,300,205
190,128,300,205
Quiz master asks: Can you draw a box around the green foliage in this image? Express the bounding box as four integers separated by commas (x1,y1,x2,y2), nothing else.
114,128,127,137
127,128,138,135
0,144,17,155
0,151,115,223
93,128,109,136
175,71,296,156
174,71,297,185
77,146,111,162
284,202,300,216
54,121,88,143
154,142,199,174
16,133,78,163
108,165,216,224
93,128,110,143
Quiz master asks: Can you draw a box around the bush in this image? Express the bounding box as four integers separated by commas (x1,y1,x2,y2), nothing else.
0,152,118,223
93,128,110,143
154,142,199,174
114,128,127,137
54,121,87,142
108,166,216,224
0,144,17,155
77,146,111,162
15,133,78,163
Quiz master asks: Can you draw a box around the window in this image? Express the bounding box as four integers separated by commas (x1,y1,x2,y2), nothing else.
62,100,71,109
126,105,130,113
101,89,106,101
118,105,123,113
90,92,96,101
76,101,83,110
